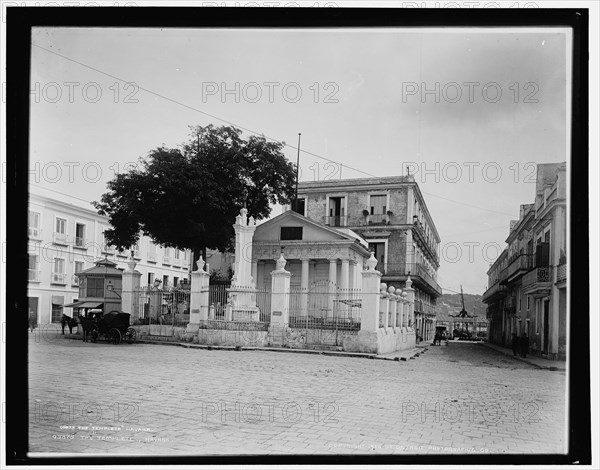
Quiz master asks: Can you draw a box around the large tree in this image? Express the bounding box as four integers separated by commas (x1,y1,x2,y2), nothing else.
93,125,297,267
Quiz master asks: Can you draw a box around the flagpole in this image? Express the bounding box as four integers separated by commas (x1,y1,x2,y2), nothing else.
294,133,301,211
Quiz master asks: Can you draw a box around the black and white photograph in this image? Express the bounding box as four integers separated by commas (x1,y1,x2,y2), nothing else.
2,2,595,467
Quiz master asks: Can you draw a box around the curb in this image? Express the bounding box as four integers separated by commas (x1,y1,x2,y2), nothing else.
61,335,423,362
478,342,566,371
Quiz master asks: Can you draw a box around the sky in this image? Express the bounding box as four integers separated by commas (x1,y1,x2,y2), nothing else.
28,26,571,295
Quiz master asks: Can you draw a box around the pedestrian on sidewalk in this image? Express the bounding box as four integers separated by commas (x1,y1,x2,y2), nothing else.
511,333,519,356
520,332,529,358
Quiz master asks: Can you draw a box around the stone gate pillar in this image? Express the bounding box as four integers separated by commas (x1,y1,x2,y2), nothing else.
122,256,142,321
187,257,210,333
360,252,381,332
269,253,291,346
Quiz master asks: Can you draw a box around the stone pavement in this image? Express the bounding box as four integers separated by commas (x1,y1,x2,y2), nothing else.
28,332,567,456
479,341,567,371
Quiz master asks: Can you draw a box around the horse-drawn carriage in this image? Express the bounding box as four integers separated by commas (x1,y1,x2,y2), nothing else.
80,310,136,344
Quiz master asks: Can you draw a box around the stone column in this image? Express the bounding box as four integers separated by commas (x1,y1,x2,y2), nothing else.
340,258,350,290
122,256,142,321
348,260,356,290
300,258,309,319
327,258,337,320
187,257,210,332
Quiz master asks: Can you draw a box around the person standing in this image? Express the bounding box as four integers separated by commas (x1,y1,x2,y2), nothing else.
520,332,529,358
511,332,519,356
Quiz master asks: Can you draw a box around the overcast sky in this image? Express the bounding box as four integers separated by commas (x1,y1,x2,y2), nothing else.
29,26,571,295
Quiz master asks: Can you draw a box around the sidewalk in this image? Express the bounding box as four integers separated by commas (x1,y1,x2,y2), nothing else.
480,341,566,371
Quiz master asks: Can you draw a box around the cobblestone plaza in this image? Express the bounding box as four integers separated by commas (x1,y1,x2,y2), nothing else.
28,334,567,456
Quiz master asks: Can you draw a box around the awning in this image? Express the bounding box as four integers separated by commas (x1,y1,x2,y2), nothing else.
63,301,103,309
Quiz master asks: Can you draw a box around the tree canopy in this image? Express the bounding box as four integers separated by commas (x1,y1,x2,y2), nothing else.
93,125,297,262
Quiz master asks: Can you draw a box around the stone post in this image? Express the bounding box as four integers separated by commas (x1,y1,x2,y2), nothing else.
122,256,142,321
360,252,381,332
187,257,210,333
269,253,291,346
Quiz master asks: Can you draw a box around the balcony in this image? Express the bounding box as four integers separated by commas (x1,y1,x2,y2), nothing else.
74,237,87,249
412,220,439,265
52,232,68,245
556,263,567,284
28,227,42,240
522,266,552,298
502,254,533,284
147,251,157,262
28,269,40,282
162,255,171,265
383,262,442,297
71,275,80,286
51,272,67,285
362,213,396,226
482,281,507,303
324,216,348,227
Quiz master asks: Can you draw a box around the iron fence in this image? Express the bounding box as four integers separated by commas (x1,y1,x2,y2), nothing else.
289,281,361,331
209,282,230,319
132,287,190,327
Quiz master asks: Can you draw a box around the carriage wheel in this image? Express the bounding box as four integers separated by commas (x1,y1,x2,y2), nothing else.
108,328,121,345
125,327,136,344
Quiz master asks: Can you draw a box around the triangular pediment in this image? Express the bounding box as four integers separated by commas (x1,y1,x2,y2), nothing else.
254,210,357,243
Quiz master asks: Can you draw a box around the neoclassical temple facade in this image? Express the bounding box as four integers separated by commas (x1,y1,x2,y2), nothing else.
251,210,372,291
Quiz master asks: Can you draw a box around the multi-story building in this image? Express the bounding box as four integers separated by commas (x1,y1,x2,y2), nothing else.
27,193,193,326
482,162,567,360
294,175,442,341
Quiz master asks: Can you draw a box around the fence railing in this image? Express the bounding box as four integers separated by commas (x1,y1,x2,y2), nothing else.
133,287,191,327
289,285,361,331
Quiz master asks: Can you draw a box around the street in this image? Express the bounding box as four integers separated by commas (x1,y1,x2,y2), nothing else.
28,333,567,456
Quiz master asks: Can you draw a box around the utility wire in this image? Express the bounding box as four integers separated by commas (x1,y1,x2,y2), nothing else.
32,43,520,219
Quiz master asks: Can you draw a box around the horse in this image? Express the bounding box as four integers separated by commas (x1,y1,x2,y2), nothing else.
61,314,79,335
78,314,97,342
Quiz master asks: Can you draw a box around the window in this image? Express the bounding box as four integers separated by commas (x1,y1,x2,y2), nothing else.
52,258,66,284
368,242,386,272
28,254,39,281
148,242,157,260
280,226,303,241
28,211,41,238
174,250,180,260
293,198,306,216
51,304,63,323
370,195,387,215
75,223,86,247
56,218,66,234
86,278,104,297
74,261,84,274
148,272,155,285
174,277,179,288
527,296,531,311
518,287,522,311
163,275,169,288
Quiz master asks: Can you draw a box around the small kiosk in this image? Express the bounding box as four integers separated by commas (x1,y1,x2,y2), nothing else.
64,258,123,317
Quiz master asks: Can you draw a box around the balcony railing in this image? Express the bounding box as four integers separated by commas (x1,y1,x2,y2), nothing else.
364,214,392,226
556,263,567,283
505,254,533,282
51,272,67,284
52,232,68,245
28,227,42,239
163,255,171,265
412,220,439,265
522,266,552,290
482,281,507,302
28,269,40,282
324,216,348,227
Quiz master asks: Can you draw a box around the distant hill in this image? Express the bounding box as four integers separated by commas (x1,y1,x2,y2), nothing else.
436,293,487,322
